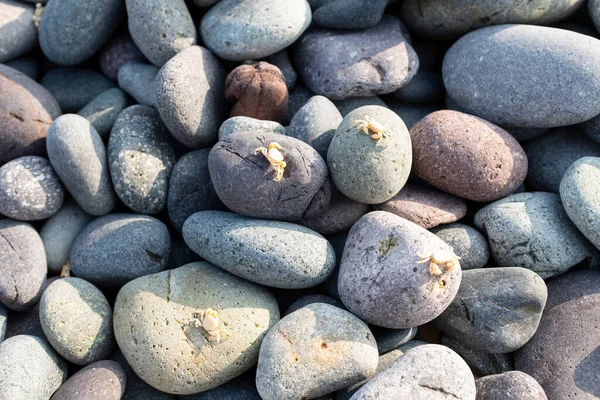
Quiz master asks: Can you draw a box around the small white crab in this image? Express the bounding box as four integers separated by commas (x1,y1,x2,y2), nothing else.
60,262,71,278
353,116,390,141
186,308,230,343
417,249,461,276
32,3,44,28
255,142,286,181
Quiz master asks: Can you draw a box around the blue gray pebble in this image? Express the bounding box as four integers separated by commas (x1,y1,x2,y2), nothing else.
441,335,514,377
371,326,418,355
0,0,38,63
218,117,286,140
4,53,40,80
431,223,490,270
77,88,129,139
284,294,345,316
393,71,445,104
309,0,387,30
117,63,160,107
264,50,297,90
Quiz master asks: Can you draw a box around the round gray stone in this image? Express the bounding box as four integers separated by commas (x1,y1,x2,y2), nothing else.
218,117,286,140
51,360,126,400
256,303,378,400
309,0,387,30
0,304,7,342
155,46,227,148
284,295,344,316
77,88,128,139
114,262,280,395
126,0,197,66
441,335,514,377
183,211,336,289
70,213,170,287
40,277,114,365
443,25,600,128
108,105,176,214
301,188,369,236
370,326,418,355
0,156,64,220
47,114,117,216
475,371,547,400
393,71,445,104
118,63,160,107
431,223,490,270
327,106,412,204
0,0,38,63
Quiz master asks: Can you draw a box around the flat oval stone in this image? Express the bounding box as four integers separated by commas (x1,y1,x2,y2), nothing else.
114,262,280,395
431,223,489,270
410,110,527,202
47,114,117,216
295,16,419,100
301,188,370,236
256,303,378,400
0,0,38,63
0,335,68,399
0,63,61,165
70,213,170,287
351,344,476,399
435,267,547,353
183,211,336,289
560,156,600,250
40,278,114,365
117,63,159,107
475,371,547,400
0,219,46,311
515,270,600,399
441,335,514,377
310,0,387,30
339,211,462,329
474,192,593,278
218,116,286,140
200,0,311,62
126,0,197,66
77,88,128,139
155,46,227,148
108,105,176,214
373,183,467,229
209,132,330,221
51,360,126,400
99,30,147,81
327,106,412,204
0,156,64,220
39,0,123,65
443,25,600,128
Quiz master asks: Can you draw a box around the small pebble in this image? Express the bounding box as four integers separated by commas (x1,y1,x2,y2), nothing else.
393,71,445,104
475,371,547,400
370,326,418,355
51,360,126,400
431,223,490,270
309,0,387,30
0,0,38,63
117,63,160,107
301,188,370,236
99,30,148,81
441,335,514,377
77,88,129,139
218,117,286,140
4,53,40,80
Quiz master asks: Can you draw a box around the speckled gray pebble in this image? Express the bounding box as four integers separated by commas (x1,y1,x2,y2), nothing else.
218,117,286,140
351,344,476,399
256,303,378,400
387,102,442,130
183,211,336,289
334,96,388,117
443,25,600,128
126,0,197,66
77,88,128,139
0,156,64,220
47,114,117,216
155,46,227,148
578,106,600,144
40,278,114,365
0,335,68,400
327,106,412,204
51,360,126,400
118,63,159,107
370,326,418,355
114,262,280,395
309,0,387,29
284,294,344,316
301,188,369,236
39,0,123,66
441,335,514,377
339,211,462,329
109,105,176,214
40,200,93,274
0,0,38,63
431,223,489,270
393,71,445,104
0,304,7,342
42,68,116,113
474,192,593,278
475,371,547,400
70,213,170,287
264,50,297,90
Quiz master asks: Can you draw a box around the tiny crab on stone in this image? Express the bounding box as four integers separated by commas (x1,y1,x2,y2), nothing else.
32,3,44,28
255,142,287,181
417,249,461,276
353,116,390,141
184,308,230,343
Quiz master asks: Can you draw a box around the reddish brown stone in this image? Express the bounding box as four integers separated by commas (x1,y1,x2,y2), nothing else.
225,61,288,123
410,110,527,202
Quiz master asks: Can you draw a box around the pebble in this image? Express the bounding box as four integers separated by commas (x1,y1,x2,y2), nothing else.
393,71,445,104
167,148,225,233
0,0,38,63
208,132,330,221
155,46,227,148
40,200,93,274
70,213,171,287
77,88,129,139
338,211,462,329
373,183,467,229
474,192,593,278
515,270,600,399
351,344,476,399
431,223,490,270
41,68,116,113
410,110,527,202
117,63,160,107
334,96,388,117
4,303,45,340
39,0,124,66
284,294,345,316
560,156,600,250
113,262,280,395
370,326,418,355
264,50,297,90
441,335,514,377
0,63,61,165
295,16,419,100
218,117,286,140
301,188,370,236
112,350,176,400
183,211,336,289
0,335,68,400
475,371,547,400
4,53,40,80
99,30,148,81
108,105,176,214
286,83,314,122
126,0,197,66
256,303,378,400
0,156,64,220
47,114,117,216
327,105,412,204
200,0,312,62
505,126,550,142
309,0,387,30
51,360,126,400
443,25,600,128
387,102,441,130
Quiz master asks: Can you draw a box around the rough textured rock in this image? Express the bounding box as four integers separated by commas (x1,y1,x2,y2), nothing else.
218,117,285,140
0,0,38,63
309,0,387,29
117,63,159,107
50,360,126,400
475,371,547,400
431,223,490,270
301,188,369,236
441,335,514,377
77,88,128,139
99,30,147,81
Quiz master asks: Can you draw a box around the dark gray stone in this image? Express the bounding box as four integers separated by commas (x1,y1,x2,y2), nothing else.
112,350,175,400
393,71,445,104
334,96,388,117
441,335,514,377
0,304,5,342
286,83,314,122
99,30,148,81
475,371,547,400
284,294,344,316
4,303,45,340
118,63,159,107
168,238,201,269
178,375,260,400
387,101,442,130
218,117,286,140
4,53,40,80
302,188,369,236
431,223,490,270
370,326,417,355
578,111,600,144
77,88,128,139
0,0,38,63
264,50,297,90
309,0,387,29
51,360,126,400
